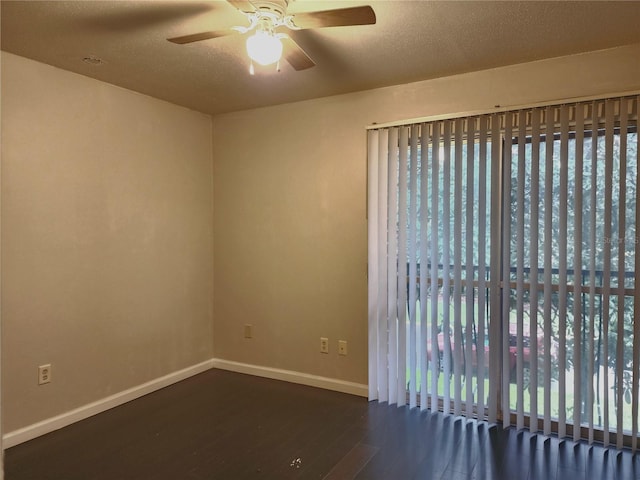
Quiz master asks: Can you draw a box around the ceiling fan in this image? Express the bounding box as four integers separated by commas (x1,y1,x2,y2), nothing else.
167,0,376,73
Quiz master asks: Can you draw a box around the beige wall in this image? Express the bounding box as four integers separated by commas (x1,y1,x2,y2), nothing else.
1,52,214,432
212,43,640,385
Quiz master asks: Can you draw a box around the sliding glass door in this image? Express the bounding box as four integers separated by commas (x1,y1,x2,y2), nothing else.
368,95,640,449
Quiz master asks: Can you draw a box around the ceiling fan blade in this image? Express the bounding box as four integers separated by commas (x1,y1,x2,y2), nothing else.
290,5,376,29
167,29,236,44
227,0,255,13
282,37,315,71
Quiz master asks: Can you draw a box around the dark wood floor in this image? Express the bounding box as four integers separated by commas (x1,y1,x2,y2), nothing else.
5,368,640,479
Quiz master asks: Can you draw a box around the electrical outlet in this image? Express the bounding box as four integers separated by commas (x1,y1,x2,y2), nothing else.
320,337,329,354
338,340,348,356
244,324,253,339
38,364,52,385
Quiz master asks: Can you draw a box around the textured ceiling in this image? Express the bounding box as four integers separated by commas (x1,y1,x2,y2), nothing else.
2,0,640,116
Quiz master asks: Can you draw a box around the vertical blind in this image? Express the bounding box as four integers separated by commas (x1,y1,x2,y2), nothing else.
367,95,640,449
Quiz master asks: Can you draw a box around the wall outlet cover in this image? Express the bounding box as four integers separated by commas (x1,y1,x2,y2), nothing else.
38,364,52,385
320,337,329,354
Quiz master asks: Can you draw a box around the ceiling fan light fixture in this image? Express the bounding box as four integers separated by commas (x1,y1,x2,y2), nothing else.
246,30,283,66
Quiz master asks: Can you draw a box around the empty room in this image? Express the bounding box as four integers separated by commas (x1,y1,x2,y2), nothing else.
2,1,640,479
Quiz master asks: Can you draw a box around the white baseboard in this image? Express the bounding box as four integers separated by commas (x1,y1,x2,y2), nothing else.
3,358,368,449
2,359,216,449
211,358,368,398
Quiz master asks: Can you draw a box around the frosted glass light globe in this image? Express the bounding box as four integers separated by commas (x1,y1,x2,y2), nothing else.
246,30,283,66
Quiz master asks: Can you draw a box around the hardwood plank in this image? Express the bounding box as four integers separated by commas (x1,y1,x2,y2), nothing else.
322,443,378,480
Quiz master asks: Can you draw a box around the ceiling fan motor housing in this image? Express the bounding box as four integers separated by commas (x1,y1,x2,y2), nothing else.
251,0,288,19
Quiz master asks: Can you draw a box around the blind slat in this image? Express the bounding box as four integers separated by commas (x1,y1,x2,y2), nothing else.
488,114,502,424
558,104,569,439
477,115,488,420
387,128,399,405
408,125,419,409
529,109,541,433
543,106,554,436
587,101,598,444
502,111,512,428
465,118,476,418
633,95,640,452
367,130,380,400
602,100,615,447
397,127,409,407
430,122,441,412
419,123,430,412
453,118,463,416
377,129,390,403
572,104,584,442
616,99,628,449
516,112,526,431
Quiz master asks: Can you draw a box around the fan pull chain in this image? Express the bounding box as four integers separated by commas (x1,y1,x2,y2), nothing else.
249,60,255,75
276,60,281,72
